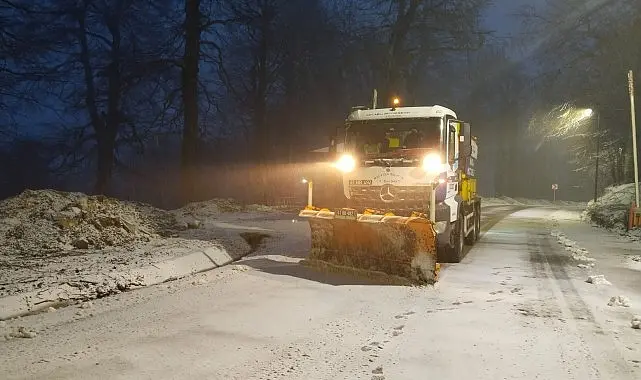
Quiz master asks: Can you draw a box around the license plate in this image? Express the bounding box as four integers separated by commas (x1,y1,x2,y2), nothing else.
335,208,358,220
349,180,373,186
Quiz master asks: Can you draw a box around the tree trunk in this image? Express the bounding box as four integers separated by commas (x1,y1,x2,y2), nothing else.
251,3,272,163
95,12,123,195
77,8,119,195
383,0,419,101
95,132,116,194
181,0,202,202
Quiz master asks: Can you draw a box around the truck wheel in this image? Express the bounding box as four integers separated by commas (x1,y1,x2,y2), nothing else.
474,205,481,241
464,206,479,246
439,214,464,263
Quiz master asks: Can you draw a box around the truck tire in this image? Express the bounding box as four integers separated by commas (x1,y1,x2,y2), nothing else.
464,209,475,246
438,212,465,263
465,204,481,245
474,204,481,241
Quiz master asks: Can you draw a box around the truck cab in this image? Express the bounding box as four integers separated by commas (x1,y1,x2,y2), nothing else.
331,104,480,262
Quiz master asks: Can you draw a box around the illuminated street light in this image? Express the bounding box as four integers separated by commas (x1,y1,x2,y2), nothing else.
582,108,594,119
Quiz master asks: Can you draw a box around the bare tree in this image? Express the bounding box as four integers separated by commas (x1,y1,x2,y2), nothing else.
180,0,203,201
345,0,491,102
520,0,641,193
2,0,177,195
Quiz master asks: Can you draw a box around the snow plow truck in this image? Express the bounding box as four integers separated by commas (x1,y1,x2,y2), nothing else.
299,99,481,285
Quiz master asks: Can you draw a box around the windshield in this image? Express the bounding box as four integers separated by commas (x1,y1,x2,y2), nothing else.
346,117,442,157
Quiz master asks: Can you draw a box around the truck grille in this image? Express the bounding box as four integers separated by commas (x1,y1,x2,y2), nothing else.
348,185,431,215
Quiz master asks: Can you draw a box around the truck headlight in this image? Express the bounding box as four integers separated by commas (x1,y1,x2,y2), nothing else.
335,154,356,173
422,153,442,175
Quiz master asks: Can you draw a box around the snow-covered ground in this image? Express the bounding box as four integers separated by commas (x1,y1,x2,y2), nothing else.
481,196,586,208
2,205,640,379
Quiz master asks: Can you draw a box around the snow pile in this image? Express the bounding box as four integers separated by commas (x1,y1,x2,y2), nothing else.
0,190,177,256
632,315,641,329
630,255,641,262
173,198,279,223
0,190,227,300
586,275,611,285
607,295,631,307
550,230,596,263
246,204,277,212
179,198,243,216
583,183,636,229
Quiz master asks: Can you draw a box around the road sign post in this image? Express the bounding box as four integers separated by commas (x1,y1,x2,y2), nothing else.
552,184,559,202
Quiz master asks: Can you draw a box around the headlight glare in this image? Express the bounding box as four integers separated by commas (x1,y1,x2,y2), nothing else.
335,154,356,173
422,153,442,175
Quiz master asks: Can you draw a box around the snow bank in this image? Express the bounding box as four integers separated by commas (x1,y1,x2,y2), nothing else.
178,198,244,215
0,189,176,256
0,190,259,299
172,199,282,224
583,183,636,229
550,229,596,263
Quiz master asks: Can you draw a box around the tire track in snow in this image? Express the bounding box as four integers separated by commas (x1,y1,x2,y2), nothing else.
540,237,598,324
527,232,603,378
527,228,633,378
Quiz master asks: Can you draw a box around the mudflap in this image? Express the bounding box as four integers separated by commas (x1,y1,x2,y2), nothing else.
301,215,439,285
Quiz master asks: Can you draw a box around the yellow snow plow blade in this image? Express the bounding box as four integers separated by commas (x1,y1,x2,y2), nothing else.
299,208,439,285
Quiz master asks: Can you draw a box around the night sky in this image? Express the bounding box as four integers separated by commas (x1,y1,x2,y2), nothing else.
484,0,542,36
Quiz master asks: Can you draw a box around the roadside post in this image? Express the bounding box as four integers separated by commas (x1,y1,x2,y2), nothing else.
302,178,313,207
593,108,601,202
627,70,641,229
552,183,558,202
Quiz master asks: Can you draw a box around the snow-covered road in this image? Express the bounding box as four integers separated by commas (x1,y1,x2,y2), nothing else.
2,206,641,379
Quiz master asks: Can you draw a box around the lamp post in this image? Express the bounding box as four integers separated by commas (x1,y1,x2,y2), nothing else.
629,70,640,209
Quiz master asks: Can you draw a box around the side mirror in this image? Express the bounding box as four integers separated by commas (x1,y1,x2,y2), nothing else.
330,126,346,157
459,123,472,158
329,137,336,153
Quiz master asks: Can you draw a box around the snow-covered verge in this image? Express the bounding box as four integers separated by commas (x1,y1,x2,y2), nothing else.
481,196,586,208
583,183,636,230
549,209,641,332
549,228,597,265
0,190,277,306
